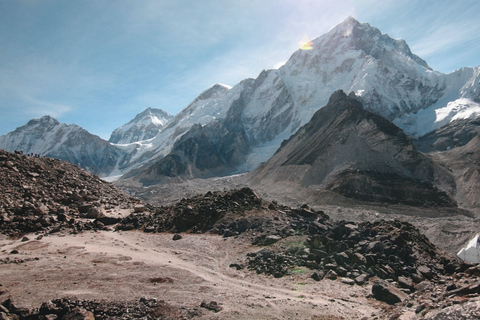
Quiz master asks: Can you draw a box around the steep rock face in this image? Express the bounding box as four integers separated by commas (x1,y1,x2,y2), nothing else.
0,116,127,176
124,120,250,185
247,91,455,206
108,108,173,144
280,17,441,121
123,73,297,184
414,118,480,152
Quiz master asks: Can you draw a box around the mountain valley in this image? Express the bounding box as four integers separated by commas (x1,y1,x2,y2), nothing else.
1,17,480,319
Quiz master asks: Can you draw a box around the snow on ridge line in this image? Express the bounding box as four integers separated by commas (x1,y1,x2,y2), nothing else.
210,82,232,89
435,98,480,125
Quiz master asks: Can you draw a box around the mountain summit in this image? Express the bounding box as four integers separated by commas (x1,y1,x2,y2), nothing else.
248,90,455,207
109,108,173,144
1,17,479,183
0,116,125,176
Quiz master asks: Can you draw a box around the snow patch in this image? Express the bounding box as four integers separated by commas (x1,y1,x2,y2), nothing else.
457,233,480,264
435,98,480,126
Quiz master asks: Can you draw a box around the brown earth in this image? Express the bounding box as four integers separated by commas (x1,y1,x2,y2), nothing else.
1,230,381,320
2,150,480,319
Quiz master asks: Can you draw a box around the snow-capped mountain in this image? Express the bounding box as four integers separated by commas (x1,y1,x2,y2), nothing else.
121,17,480,183
108,108,173,144
111,83,235,173
0,116,126,176
1,17,479,183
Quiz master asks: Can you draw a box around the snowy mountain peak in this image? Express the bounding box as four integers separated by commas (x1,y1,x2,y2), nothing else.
318,17,430,70
195,83,231,102
334,16,361,34
279,17,440,125
109,108,173,144
28,115,61,128
0,116,125,176
131,108,172,125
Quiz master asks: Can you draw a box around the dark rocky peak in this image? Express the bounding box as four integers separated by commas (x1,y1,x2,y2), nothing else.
248,90,454,207
279,90,409,167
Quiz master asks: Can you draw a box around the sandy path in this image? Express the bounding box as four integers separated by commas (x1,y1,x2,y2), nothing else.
0,231,379,319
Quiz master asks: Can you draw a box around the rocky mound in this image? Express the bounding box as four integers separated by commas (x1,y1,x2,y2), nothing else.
0,149,145,236
246,219,464,282
247,90,455,207
117,187,336,239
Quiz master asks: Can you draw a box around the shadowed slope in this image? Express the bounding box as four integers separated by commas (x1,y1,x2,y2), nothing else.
248,90,455,207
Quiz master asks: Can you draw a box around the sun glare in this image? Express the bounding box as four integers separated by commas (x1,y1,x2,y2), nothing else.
298,34,313,50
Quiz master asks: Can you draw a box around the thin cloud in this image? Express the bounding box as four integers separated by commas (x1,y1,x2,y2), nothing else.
411,21,478,59
22,95,73,119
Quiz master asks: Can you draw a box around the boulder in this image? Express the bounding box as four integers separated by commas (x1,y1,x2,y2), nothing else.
200,301,222,313
372,280,408,305
264,235,282,245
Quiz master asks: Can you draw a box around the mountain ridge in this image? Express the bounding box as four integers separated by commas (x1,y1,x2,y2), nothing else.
0,115,126,176
247,90,455,207
1,17,479,183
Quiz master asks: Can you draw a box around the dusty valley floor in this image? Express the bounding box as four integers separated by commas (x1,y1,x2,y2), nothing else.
1,230,400,319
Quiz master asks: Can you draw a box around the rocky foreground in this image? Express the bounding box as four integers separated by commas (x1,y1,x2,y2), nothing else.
2,150,480,319
0,149,147,236
116,188,480,318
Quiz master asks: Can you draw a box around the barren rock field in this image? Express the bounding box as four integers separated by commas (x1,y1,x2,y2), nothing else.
2,150,480,320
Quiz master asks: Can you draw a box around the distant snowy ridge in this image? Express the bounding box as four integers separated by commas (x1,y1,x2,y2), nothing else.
0,116,128,176
394,66,480,136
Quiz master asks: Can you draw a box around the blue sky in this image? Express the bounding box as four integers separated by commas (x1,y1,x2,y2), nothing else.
1,0,479,140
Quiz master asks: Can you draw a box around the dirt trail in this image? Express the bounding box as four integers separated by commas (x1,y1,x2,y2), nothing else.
0,231,379,319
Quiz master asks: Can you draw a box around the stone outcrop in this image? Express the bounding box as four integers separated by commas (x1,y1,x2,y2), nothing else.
118,187,265,233
246,218,465,284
